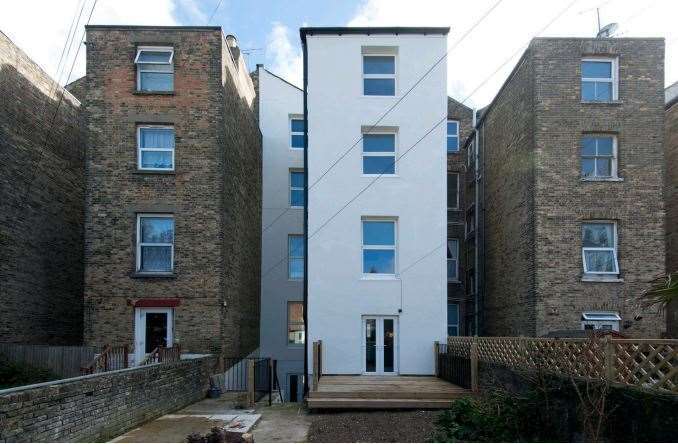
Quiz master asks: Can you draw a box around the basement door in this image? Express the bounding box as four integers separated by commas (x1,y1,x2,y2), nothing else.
362,316,398,374
134,307,173,365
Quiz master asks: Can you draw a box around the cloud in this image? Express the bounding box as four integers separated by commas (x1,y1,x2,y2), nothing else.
0,0,179,85
348,0,678,107
265,22,303,88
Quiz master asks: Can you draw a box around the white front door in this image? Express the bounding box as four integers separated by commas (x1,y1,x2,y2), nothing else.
134,308,174,365
362,316,398,374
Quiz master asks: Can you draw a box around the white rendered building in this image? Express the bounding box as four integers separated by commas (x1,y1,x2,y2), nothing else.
302,27,449,378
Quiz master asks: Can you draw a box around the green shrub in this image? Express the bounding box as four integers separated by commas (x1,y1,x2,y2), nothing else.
0,354,59,389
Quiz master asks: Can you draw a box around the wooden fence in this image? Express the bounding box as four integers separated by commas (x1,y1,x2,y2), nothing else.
442,336,678,394
0,343,96,379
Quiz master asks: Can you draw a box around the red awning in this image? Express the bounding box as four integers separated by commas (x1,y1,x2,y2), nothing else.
133,298,181,308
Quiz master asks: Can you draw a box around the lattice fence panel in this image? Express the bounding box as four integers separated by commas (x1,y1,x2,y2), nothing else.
445,336,678,394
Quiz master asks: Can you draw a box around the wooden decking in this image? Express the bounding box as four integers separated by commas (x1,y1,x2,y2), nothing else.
307,375,471,409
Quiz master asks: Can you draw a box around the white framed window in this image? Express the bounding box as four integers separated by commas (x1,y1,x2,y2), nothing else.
447,303,460,336
447,239,459,282
581,135,617,179
581,58,618,102
136,214,174,273
135,46,174,92
581,311,621,331
290,117,305,149
137,126,175,171
363,55,396,96
582,222,619,275
448,173,459,210
362,218,396,275
287,301,305,346
288,235,304,280
363,132,396,175
447,120,459,153
290,170,304,208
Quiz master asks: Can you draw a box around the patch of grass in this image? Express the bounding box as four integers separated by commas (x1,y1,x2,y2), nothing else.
0,354,59,389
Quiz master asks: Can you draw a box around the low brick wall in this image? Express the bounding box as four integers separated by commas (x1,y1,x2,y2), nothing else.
0,354,216,442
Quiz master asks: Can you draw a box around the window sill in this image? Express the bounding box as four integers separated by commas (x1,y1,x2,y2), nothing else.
581,275,624,283
134,90,175,96
448,280,461,284
131,272,176,279
287,344,304,348
362,174,399,178
361,275,400,281
133,170,176,175
361,95,398,99
289,206,304,210
580,100,622,105
581,177,623,182
288,278,303,282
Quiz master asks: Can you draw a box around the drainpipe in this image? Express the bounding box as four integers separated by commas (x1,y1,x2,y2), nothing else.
301,36,309,397
472,110,480,336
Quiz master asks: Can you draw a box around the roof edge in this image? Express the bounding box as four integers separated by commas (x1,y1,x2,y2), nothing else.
259,66,303,92
86,25,221,31
300,26,450,42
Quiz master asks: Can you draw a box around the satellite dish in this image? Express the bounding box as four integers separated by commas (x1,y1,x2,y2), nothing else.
597,23,619,38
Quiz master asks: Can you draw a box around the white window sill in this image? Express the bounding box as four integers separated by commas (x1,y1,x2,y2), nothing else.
361,275,400,281
362,174,399,178
448,279,461,284
581,177,623,182
361,95,398,99
288,278,303,282
289,147,304,151
581,275,624,283
289,206,304,210
580,100,622,105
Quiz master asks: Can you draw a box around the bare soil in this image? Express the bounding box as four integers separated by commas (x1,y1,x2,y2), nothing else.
306,409,440,443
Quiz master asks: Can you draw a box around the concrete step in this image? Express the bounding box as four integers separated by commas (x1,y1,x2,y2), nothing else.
307,397,458,409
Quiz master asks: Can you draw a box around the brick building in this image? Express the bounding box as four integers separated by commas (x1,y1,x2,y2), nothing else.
446,97,474,335
79,26,261,363
665,82,678,337
464,37,666,338
0,31,85,344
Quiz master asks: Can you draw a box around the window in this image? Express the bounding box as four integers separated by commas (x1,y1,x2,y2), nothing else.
447,303,459,336
581,58,617,102
363,55,395,96
581,311,621,331
290,118,305,149
581,135,616,179
135,46,174,92
448,173,459,210
137,126,175,171
290,170,304,208
288,235,304,280
287,302,305,345
136,215,174,273
362,219,396,275
447,120,459,152
582,222,619,274
363,133,396,175
447,239,459,281
465,209,475,237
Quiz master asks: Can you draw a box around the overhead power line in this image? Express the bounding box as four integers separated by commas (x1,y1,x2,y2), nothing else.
262,0,506,234
260,0,580,280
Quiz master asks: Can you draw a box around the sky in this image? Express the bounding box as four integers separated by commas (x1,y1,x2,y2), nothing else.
1,0,677,108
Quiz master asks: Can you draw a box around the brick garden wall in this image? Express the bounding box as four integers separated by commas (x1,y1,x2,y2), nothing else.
0,31,85,345
0,355,216,442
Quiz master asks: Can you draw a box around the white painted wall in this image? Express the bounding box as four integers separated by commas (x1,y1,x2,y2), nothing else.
258,67,305,398
306,32,448,375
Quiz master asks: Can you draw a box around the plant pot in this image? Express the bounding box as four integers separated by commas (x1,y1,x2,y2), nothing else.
208,387,221,399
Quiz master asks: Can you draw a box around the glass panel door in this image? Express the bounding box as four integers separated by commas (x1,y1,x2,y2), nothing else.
365,318,377,373
363,316,397,374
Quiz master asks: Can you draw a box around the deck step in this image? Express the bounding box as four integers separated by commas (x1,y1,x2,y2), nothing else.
307,397,458,409
308,390,468,400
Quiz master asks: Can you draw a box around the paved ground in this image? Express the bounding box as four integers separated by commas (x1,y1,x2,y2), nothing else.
110,398,260,443
250,403,312,443
306,409,440,443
